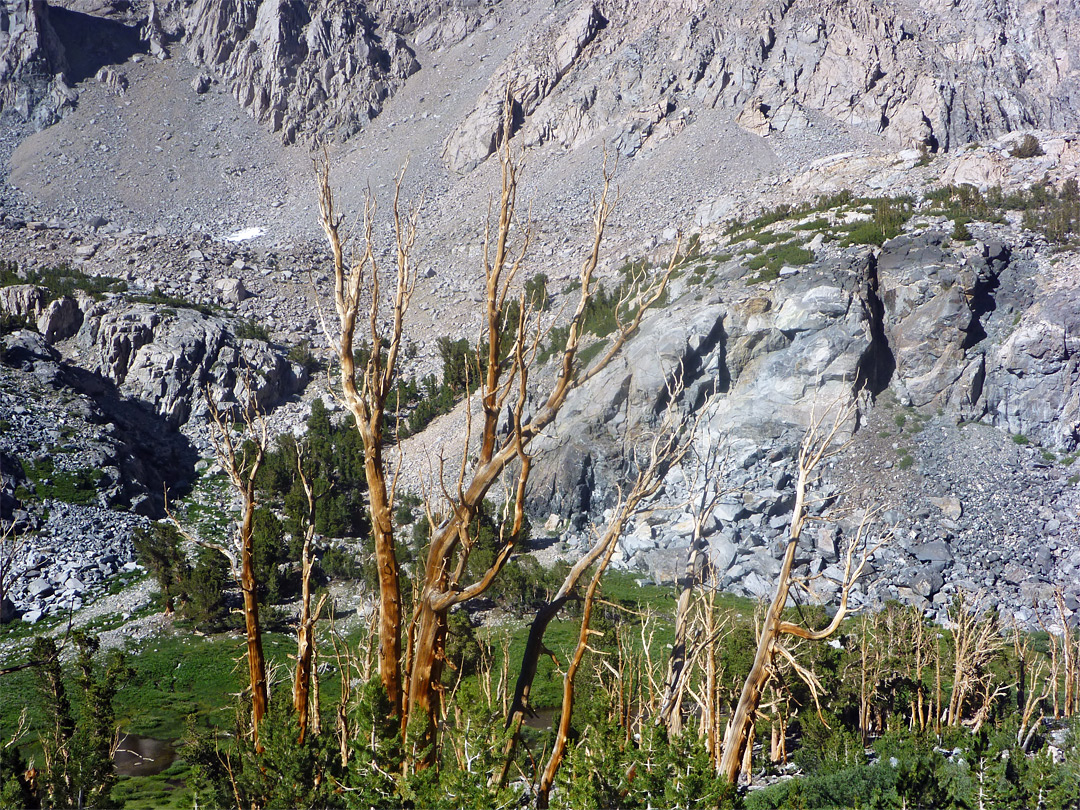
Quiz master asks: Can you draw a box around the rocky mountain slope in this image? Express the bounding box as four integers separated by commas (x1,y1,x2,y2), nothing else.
1,0,1078,630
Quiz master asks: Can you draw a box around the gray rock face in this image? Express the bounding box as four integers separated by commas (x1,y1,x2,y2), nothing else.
5,0,1078,174
184,0,420,143
0,0,76,128
530,256,872,521
876,233,993,414
76,299,303,426
529,224,1079,623
708,0,1080,149
442,1,606,173
0,284,82,342
984,293,1080,450
437,0,1080,174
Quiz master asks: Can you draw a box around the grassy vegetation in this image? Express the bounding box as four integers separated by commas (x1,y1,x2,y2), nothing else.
0,260,127,301
3,557,1078,809
744,240,816,284
129,290,218,317
537,261,667,364
896,447,915,470
233,317,272,342
171,470,232,541
837,197,914,247
926,179,1079,245
17,457,104,506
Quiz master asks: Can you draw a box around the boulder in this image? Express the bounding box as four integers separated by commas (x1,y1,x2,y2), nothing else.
39,295,83,343
215,277,250,304
0,597,16,624
642,547,686,585
912,541,953,563
0,285,83,343
929,496,962,522
909,569,945,598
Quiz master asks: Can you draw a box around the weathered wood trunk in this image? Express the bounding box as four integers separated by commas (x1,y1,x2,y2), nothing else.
718,533,798,783
407,598,447,765
366,444,403,719
239,511,267,746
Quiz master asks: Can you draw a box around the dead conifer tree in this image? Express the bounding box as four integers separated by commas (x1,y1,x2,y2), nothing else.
719,400,883,785
495,389,695,792
293,443,328,744
942,591,1005,729
658,420,726,736
316,104,675,767
168,381,270,748
534,403,694,808
1036,588,1080,719
316,155,417,723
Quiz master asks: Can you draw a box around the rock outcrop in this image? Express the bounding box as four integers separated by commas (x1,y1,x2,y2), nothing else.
986,289,1080,451
527,219,1079,624
5,0,1079,169
1,327,198,518
442,1,606,173
444,0,1080,172
76,299,306,426
0,284,82,342
184,0,420,143
0,0,76,128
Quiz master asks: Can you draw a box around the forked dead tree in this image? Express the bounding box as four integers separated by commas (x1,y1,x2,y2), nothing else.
942,591,1006,730
1036,588,1079,720
719,400,883,785
658,420,726,736
316,155,417,723
292,444,328,745
534,408,694,808
168,385,269,748
316,120,675,766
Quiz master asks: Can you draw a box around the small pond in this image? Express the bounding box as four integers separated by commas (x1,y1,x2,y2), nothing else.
114,734,176,777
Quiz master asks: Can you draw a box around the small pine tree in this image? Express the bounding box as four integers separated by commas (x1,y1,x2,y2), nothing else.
133,522,190,614
179,546,230,631
1011,134,1045,158
29,632,131,809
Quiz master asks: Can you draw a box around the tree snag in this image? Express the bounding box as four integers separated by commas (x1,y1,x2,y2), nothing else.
316,115,675,769
167,381,269,748
719,399,883,785
534,402,694,807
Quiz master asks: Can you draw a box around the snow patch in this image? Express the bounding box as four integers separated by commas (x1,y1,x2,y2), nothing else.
223,227,265,242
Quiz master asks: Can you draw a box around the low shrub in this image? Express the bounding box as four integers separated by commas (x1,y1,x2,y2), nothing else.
1011,134,1044,159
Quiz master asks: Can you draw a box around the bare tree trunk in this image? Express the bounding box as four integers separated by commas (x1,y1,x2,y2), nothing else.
658,433,724,736
532,414,690,807
293,448,320,744
536,517,622,809
239,524,268,741
658,526,704,734
169,386,269,748
719,402,876,785
718,524,800,784
316,106,675,771
407,596,448,762
367,443,403,718
705,589,720,769
316,155,415,722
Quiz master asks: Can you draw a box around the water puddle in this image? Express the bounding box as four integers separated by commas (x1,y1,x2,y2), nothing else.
114,734,176,777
